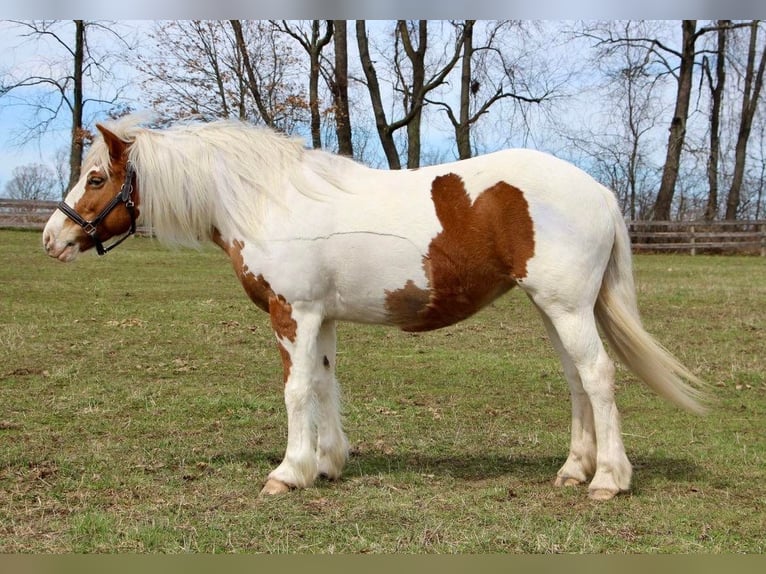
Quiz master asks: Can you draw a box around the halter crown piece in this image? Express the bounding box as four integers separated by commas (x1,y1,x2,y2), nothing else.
57,163,138,256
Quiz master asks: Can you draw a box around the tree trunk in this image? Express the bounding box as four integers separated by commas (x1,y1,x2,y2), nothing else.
307,21,332,149
230,20,274,127
356,20,401,169
67,20,85,195
653,20,697,221
198,22,230,118
628,138,639,221
356,20,461,170
456,21,474,160
704,21,728,221
725,20,766,220
437,21,545,164
332,20,353,157
399,21,427,169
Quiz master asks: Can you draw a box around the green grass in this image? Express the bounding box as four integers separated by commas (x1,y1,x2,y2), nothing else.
1,229,764,553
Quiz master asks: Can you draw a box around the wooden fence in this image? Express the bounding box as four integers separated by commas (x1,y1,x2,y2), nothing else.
0,199,59,230
1,199,765,256
629,220,766,256
0,199,152,237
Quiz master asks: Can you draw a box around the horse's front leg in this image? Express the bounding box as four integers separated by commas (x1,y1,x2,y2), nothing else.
261,297,325,495
314,320,349,480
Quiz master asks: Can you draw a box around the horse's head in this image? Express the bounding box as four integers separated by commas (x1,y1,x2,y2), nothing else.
43,124,140,262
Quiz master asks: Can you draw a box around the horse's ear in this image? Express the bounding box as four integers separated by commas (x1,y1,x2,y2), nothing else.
96,124,128,163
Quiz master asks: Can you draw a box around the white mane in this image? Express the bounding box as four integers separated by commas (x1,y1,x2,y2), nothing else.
84,114,308,246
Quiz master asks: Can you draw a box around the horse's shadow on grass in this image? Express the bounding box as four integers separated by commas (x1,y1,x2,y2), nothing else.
345,451,702,488
228,449,703,493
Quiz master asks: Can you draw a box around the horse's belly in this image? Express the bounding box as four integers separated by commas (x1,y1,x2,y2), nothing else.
326,233,518,331
383,265,516,332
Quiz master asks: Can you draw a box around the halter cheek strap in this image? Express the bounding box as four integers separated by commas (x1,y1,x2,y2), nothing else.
57,163,137,256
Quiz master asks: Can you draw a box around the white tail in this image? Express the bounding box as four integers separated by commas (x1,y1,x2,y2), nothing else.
595,203,709,414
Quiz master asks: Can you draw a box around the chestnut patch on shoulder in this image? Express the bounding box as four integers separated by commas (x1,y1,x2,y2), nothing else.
269,295,298,343
269,295,298,385
385,173,535,332
212,230,299,385
213,231,274,312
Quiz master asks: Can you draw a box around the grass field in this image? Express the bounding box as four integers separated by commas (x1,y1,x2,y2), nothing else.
1,229,764,553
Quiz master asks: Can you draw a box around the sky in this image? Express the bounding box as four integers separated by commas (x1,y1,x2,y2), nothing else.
0,20,148,190
2,5,765,194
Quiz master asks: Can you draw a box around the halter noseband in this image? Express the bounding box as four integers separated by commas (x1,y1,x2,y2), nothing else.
57,163,137,256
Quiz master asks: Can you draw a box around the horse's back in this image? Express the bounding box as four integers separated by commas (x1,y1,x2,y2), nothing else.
333,148,619,328
242,147,621,327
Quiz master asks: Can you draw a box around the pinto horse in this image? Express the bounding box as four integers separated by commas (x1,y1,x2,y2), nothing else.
43,116,706,500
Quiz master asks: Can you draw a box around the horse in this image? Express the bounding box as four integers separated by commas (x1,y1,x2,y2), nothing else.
42,115,707,500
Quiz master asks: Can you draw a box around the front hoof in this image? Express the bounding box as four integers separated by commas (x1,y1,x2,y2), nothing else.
588,488,619,501
554,475,584,487
259,479,292,496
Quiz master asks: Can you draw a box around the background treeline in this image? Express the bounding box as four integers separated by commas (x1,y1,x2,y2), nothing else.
2,20,765,221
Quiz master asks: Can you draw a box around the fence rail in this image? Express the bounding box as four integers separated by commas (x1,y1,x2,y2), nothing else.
1,199,765,256
629,220,766,256
0,199,152,236
0,199,59,229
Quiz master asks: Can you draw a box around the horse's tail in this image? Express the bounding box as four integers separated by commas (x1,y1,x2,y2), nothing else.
594,195,709,414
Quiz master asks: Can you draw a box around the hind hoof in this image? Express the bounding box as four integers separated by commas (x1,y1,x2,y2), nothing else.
588,488,619,501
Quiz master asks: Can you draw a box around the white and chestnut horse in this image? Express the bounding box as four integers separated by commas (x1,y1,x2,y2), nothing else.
43,116,706,500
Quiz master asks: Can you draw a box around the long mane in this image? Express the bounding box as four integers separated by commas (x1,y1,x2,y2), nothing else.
84,114,307,246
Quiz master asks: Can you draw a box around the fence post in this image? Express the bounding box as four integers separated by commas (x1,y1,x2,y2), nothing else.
761,223,765,257
690,225,696,256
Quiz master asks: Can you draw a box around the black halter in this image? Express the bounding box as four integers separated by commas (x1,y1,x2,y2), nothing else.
57,163,138,256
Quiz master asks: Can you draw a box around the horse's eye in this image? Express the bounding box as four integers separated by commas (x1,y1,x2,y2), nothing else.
87,175,105,187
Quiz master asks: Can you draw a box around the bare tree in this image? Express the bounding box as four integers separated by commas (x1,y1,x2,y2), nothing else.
725,20,766,220
53,146,70,198
137,21,240,119
3,163,56,200
329,20,353,156
751,112,766,219
603,23,666,220
137,21,308,132
703,21,729,220
566,21,665,219
0,20,132,191
356,20,462,169
356,20,401,169
584,20,746,220
230,20,275,126
275,20,333,149
394,21,463,168
430,20,555,160
652,20,700,221
229,20,309,133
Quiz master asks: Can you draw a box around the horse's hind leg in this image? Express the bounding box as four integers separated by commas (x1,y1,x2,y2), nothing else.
536,303,632,499
535,308,596,486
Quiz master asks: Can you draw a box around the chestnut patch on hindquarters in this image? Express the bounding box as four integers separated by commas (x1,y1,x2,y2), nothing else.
385,173,535,332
